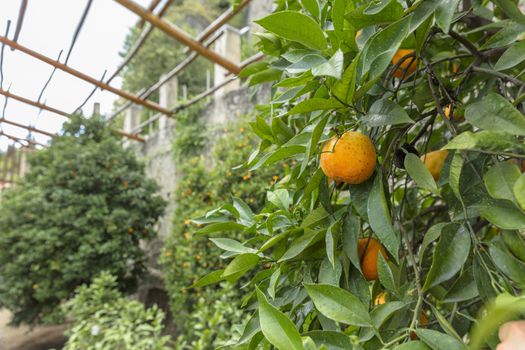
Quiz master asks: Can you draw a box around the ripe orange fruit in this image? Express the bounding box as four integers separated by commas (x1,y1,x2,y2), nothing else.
421,150,449,181
320,131,377,184
374,292,387,306
391,49,417,78
452,63,460,74
358,238,388,281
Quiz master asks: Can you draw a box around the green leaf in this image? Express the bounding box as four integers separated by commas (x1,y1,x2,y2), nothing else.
489,240,525,284
301,0,320,19
325,225,336,268
304,331,354,350
435,0,461,33
267,189,291,210
423,224,471,291
495,40,525,71
502,230,525,261
312,50,344,79
342,213,362,273
332,55,358,104
256,11,327,50
393,341,431,350
404,153,439,194
250,145,306,171
478,200,525,229
249,68,283,86
361,15,411,80
465,93,525,136
345,0,404,29
429,304,462,341
360,301,406,342
484,162,521,201
222,253,260,281
304,283,372,327
197,221,246,235
367,174,400,261
210,238,256,254
514,174,525,210
288,98,343,115
191,270,225,288
365,99,415,127
449,152,463,201
443,131,523,152
377,253,397,292
279,229,326,261
256,288,304,350
492,0,525,26
442,267,479,303
415,329,468,350
419,223,447,260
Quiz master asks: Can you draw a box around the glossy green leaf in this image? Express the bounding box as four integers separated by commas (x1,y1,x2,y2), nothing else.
465,93,525,136
210,238,256,254
222,253,260,281
288,98,343,115
365,99,414,127
304,283,372,327
301,0,320,19
197,221,246,235
478,200,525,229
256,288,304,350
360,301,405,341
191,270,225,288
345,0,404,29
332,55,358,104
342,213,362,273
378,254,396,292
393,341,431,350
404,153,439,194
423,224,471,291
442,267,479,303
484,162,521,201
435,0,461,33
312,50,344,79
367,174,400,261
489,240,525,284
256,11,327,50
304,330,354,350
279,229,326,261
443,131,523,152
514,174,525,210
495,40,525,71
415,329,468,350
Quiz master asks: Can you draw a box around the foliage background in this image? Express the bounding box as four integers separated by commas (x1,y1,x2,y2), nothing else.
0,114,166,325
160,102,286,349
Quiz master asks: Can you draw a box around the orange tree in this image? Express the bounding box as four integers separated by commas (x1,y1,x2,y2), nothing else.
195,0,525,348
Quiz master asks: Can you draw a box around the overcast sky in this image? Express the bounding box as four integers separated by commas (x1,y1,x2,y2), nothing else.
0,0,151,151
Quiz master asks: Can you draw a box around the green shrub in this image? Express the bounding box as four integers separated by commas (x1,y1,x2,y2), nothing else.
63,272,172,350
0,114,166,324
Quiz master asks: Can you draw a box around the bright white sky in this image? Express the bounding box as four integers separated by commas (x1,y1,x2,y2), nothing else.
0,0,151,151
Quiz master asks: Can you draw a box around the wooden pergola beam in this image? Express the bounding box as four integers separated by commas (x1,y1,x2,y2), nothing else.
0,88,68,116
0,130,41,147
0,35,172,116
0,89,144,142
114,0,242,75
0,117,55,137
136,0,162,28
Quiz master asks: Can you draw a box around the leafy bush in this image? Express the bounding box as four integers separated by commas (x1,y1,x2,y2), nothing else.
160,104,286,348
196,0,525,349
63,272,172,350
0,114,166,324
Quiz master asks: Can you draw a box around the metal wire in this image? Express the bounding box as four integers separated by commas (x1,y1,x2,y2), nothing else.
0,21,11,90
73,70,107,114
11,0,27,49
